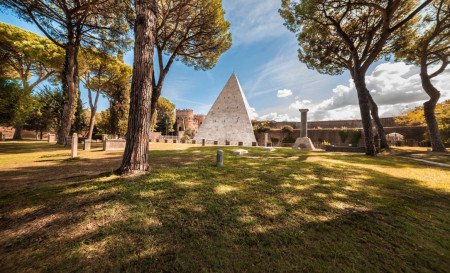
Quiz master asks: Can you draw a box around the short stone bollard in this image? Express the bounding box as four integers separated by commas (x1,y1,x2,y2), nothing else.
214,140,218,145
156,139,160,143
225,140,230,145
192,140,196,144
84,139,91,151
48,133,56,143
173,139,177,143
216,150,223,167
71,133,78,158
252,142,257,147
238,141,243,146
164,139,168,143
0,132,3,141
202,139,206,146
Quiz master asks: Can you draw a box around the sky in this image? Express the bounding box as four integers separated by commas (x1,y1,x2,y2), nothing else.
1,0,449,122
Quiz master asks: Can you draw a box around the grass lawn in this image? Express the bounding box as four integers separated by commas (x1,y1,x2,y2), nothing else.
0,141,449,272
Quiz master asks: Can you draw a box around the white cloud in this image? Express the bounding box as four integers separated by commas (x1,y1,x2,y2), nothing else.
277,89,293,98
248,107,259,119
256,62,450,121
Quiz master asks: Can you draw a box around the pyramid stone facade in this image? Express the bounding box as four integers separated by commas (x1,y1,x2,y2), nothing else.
194,73,257,146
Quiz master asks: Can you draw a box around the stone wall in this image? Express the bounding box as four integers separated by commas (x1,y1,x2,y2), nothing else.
0,126,51,139
254,117,398,129
255,125,427,147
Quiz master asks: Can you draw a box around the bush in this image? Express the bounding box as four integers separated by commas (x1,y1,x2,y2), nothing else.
281,125,294,134
338,128,349,143
181,135,190,141
321,140,331,146
185,128,196,138
351,129,362,147
282,135,296,143
256,126,270,133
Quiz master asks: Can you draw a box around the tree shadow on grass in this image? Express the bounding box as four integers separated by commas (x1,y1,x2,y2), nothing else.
0,146,449,272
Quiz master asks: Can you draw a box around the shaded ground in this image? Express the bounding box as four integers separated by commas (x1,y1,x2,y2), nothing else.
386,146,450,164
0,141,449,272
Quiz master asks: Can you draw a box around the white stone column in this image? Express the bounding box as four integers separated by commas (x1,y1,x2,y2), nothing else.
71,133,78,159
264,133,268,147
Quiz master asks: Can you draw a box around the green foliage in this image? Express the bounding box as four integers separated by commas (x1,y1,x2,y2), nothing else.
271,138,279,144
71,93,88,134
338,128,349,143
282,125,294,134
155,97,176,135
321,140,331,146
351,129,362,147
396,100,450,143
185,128,196,138
181,135,191,141
282,135,296,143
0,77,29,126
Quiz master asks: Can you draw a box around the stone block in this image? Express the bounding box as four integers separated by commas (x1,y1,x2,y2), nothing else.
164,139,169,143
252,142,257,146
233,149,248,155
103,139,126,151
173,139,178,143
292,137,315,150
225,140,230,145
47,134,56,143
84,139,91,151
263,147,275,151
214,140,218,145
238,141,243,146
192,140,196,144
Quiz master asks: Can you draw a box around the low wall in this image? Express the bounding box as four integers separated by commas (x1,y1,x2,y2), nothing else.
103,139,126,151
0,126,51,139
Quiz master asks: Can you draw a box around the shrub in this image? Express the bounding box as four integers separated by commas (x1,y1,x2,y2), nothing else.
351,129,362,147
321,140,331,146
256,126,270,133
338,128,349,143
185,128,196,138
282,135,296,143
281,125,294,134
181,135,190,141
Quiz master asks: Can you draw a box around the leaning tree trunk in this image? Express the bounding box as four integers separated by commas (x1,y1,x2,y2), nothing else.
116,0,157,175
368,94,389,149
353,72,376,156
87,110,96,140
149,85,162,128
13,126,23,139
57,43,79,145
420,72,447,152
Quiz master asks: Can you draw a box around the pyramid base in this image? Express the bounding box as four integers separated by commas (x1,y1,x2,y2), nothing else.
292,137,315,150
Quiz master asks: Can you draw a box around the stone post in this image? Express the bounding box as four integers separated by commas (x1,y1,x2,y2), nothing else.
299,109,309,138
71,133,78,158
216,150,223,167
84,139,91,151
264,133,268,147
202,139,206,146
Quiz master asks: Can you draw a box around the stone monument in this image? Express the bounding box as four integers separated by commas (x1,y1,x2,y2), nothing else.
71,133,78,158
193,73,257,146
292,109,315,150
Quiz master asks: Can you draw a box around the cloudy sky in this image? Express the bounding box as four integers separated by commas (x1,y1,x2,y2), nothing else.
1,0,449,121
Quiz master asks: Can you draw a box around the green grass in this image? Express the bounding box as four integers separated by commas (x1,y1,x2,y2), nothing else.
0,141,449,272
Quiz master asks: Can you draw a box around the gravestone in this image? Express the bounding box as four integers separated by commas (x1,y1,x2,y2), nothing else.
71,133,78,158
102,134,108,142
202,139,206,146
84,139,91,151
65,136,72,148
216,150,223,167
233,149,248,155
103,139,126,151
48,134,56,143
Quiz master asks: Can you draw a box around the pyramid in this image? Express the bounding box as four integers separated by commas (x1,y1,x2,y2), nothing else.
194,73,257,146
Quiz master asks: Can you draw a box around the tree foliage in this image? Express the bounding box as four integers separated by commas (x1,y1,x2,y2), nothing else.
154,97,176,134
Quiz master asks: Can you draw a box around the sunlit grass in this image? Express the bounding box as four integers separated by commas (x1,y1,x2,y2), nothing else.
0,141,449,272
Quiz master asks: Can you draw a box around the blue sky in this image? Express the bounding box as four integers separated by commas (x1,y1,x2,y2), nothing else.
1,0,449,121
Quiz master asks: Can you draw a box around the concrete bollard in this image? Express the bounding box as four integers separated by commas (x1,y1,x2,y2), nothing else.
225,140,230,145
202,139,206,146
192,140,196,144
71,133,78,158
252,142,257,146
216,150,223,167
164,139,168,143
238,141,243,146
214,140,218,145
264,133,268,147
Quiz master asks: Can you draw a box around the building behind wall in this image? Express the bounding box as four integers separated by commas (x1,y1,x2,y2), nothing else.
175,109,206,136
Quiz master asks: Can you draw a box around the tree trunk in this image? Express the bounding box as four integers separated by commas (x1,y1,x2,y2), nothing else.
420,72,447,152
116,0,157,175
149,85,162,128
353,72,376,156
57,43,79,145
368,94,389,149
87,110,96,140
13,126,23,139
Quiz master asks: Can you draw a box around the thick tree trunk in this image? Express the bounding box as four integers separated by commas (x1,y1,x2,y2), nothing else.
368,94,389,149
13,126,23,139
57,43,79,145
353,72,376,156
116,0,157,175
420,72,447,152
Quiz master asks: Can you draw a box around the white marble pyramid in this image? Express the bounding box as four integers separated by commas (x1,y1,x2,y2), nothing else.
194,73,257,146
